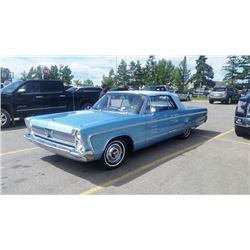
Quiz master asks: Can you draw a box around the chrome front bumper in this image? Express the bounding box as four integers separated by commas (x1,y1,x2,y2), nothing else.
24,133,94,162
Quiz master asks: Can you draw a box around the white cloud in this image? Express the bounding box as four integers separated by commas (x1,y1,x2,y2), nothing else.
2,55,228,84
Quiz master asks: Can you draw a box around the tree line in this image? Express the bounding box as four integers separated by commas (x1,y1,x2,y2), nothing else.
20,65,74,85
222,56,250,87
102,55,250,90
102,55,215,91
20,55,250,90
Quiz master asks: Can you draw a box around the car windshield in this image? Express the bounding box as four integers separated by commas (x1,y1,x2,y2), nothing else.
93,93,145,114
1,80,24,93
213,87,226,92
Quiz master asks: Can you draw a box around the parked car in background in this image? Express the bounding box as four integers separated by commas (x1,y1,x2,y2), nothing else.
234,94,250,136
143,85,168,91
169,90,191,101
109,87,129,91
209,87,240,104
65,86,101,110
24,91,208,169
1,80,101,128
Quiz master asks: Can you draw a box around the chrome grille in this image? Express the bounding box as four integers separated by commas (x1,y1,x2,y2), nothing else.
32,125,75,145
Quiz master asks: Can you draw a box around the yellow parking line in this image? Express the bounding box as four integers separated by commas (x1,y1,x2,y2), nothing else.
217,137,249,146
0,147,39,156
81,128,234,195
195,131,250,146
205,129,234,143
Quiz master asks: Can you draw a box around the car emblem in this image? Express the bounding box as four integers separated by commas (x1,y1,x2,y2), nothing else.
45,129,53,138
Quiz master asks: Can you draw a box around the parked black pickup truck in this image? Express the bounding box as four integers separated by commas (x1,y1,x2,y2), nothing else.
1,80,101,128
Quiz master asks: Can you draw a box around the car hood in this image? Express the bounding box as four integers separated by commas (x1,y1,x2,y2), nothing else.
29,110,135,133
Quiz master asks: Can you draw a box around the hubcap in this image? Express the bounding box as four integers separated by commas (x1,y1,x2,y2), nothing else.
1,112,7,126
183,128,191,137
104,141,125,167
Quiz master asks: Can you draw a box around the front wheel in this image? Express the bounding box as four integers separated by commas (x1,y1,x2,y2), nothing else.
101,139,127,170
209,99,214,104
235,126,244,137
1,108,12,129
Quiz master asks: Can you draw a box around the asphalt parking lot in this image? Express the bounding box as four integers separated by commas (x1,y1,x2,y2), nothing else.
1,101,249,195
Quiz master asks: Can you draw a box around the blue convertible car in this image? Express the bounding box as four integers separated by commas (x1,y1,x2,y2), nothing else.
24,91,208,169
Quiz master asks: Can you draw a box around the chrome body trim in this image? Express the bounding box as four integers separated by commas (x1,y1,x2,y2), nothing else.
16,106,67,112
24,133,94,162
31,125,76,146
87,111,207,154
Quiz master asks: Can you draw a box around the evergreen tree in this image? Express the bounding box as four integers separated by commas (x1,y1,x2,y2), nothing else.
222,56,240,87
191,56,215,88
179,56,191,85
27,65,43,79
144,55,157,85
49,65,60,80
117,59,129,86
59,65,74,85
172,56,191,91
83,79,94,85
128,60,136,87
238,55,250,87
134,60,144,89
73,80,83,87
102,68,116,88
155,59,175,86
172,68,182,90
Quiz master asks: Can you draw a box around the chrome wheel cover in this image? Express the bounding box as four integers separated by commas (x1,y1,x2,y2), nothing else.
1,112,7,126
104,141,126,168
183,128,191,138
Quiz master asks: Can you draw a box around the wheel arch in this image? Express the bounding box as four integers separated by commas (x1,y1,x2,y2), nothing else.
1,103,14,120
105,135,134,153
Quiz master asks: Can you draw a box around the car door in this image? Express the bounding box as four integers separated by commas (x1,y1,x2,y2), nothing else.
39,81,67,114
145,95,183,145
14,81,43,117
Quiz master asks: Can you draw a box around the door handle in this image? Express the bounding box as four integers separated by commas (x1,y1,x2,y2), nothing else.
59,95,66,97
36,96,43,99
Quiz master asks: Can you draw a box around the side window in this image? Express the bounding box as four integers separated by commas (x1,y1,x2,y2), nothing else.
149,95,177,112
18,82,40,94
40,82,63,93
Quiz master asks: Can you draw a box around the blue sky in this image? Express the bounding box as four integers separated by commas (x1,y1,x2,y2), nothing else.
2,55,228,85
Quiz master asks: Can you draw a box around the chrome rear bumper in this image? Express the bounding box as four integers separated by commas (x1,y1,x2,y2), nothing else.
24,133,94,162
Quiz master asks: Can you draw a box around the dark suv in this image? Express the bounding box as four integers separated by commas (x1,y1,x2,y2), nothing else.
234,94,250,136
209,87,240,104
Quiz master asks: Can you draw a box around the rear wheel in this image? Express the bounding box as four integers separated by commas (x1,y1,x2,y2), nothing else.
209,99,214,104
101,139,127,170
1,108,11,129
179,128,192,139
81,103,92,110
